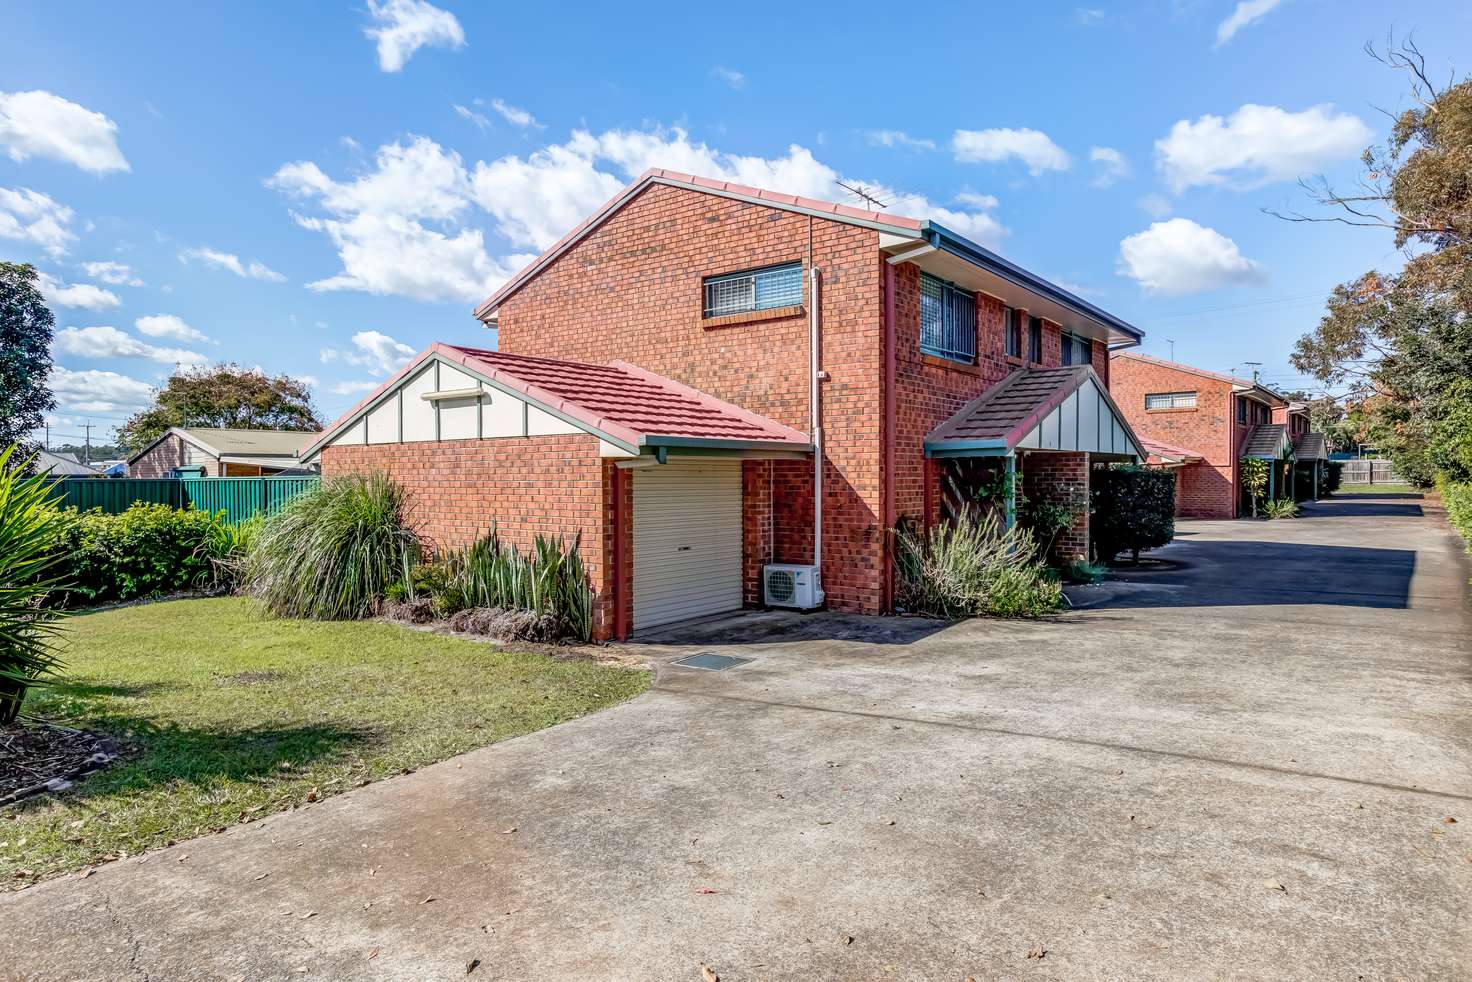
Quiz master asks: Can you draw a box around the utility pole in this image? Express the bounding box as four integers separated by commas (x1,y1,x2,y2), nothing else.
82,421,93,465
1244,361,1263,383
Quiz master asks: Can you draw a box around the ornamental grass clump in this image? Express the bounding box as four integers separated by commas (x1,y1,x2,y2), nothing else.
892,508,1061,620
435,527,593,642
1263,499,1302,520
0,447,69,723
246,472,418,620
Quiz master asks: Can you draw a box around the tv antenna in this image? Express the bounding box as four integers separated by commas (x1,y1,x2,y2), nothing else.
1243,361,1263,382
1166,338,1176,361
835,180,888,210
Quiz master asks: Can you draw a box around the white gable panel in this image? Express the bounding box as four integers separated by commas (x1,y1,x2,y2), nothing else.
402,366,437,442
366,396,398,444
482,390,525,438
528,406,580,436
439,392,481,440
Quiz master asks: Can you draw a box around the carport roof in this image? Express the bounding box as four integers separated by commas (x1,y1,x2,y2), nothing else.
1293,431,1329,461
925,365,1145,459
1141,437,1205,466
303,343,812,459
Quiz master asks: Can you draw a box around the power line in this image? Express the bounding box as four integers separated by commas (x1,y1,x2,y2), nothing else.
1146,288,1341,321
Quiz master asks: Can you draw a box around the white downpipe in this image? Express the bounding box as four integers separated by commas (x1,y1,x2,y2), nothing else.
810,266,825,603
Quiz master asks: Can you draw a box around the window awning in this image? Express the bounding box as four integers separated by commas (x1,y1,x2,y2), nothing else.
925,366,1145,460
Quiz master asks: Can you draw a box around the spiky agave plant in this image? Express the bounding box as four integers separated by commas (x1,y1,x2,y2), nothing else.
245,471,419,620
0,446,70,723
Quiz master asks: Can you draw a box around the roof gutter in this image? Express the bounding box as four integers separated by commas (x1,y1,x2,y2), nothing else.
921,222,1145,346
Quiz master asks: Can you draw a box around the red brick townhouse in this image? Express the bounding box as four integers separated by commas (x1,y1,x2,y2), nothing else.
303,170,1147,639
1110,353,1325,518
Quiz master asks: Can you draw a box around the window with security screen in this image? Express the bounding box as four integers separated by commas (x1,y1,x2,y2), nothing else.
702,262,803,318
1028,316,1043,363
1145,391,1198,410
1062,331,1092,366
919,273,976,363
1004,307,1020,358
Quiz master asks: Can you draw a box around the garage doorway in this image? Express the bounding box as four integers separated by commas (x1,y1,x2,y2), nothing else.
632,459,743,631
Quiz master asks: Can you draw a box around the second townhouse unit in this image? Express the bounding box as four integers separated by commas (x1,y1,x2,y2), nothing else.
304,170,1149,639
1109,352,1329,518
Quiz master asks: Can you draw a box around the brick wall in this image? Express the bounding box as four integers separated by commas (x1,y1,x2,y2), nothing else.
1109,355,1236,518
128,433,220,478
321,435,618,639
1021,451,1090,563
493,183,885,614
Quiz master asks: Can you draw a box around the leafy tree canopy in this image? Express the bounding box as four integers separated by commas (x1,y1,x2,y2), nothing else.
0,262,56,452
120,364,323,452
1283,39,1472,486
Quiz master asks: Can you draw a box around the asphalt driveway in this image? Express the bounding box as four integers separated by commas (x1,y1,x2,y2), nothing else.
4,490,1471,981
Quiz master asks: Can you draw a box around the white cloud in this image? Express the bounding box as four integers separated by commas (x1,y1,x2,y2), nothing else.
1155,103,1371,193
35,270,120,310
331,380,382,396
275,125,1013,303
136,314,211,344
49,365,155,413
0,187,76,257
711,66,745,89
486,98,541,130
1137,193,1173,218
953,190,1000,210
55,325,206,364
0,90,128,175
1074,7,1106,25
1116,218,1266,295
365,0,464,72
1215,0,1283,46
867,130,937,151
321,330,417,375
454,104,490,131
1089,146,1130,188
80,260,142,285
179,246,287,282
952,128,1071,175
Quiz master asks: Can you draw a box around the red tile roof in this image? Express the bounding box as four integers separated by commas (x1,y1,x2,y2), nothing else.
302,343,810,459
473,168,925,321
1140,437,1205,464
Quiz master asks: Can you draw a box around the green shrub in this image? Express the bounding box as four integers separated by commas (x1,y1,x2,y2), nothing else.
435,528,594,642
1062,559,1107,584
892,509,1062,620
1322,460,1344,496
51,502,227,606
1091,467,1176,563
0,447,70,722
246,471,419,620
1263,499,1301,520
1439,477,1472,554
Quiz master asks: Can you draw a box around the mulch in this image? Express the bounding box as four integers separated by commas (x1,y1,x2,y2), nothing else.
0,720,124,807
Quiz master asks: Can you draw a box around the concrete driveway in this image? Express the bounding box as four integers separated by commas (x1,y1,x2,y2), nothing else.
5,490,1471,981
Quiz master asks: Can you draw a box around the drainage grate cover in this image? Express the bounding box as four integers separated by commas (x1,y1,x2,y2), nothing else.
671,652,752,672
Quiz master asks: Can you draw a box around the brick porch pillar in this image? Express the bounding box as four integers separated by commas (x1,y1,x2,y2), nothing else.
1021,451,1090,565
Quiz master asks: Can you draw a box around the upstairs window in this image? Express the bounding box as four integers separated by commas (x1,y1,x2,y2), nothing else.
1062,331,1093,367
919,273,977,363
1145,391,1198,410
702,262,803,318
1028,315,1044,363
1003,307,1021,358
1236,398,1248,424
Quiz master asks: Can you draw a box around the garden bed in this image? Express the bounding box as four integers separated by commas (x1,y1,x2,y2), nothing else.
0,721,125,807
2,596,650,888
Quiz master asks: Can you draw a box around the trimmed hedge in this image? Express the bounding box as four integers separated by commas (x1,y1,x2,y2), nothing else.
51,503,230,606
1440,477,1472,555
1091,466,1176,563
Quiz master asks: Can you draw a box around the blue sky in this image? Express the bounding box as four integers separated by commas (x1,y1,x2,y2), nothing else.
3,0,1469,446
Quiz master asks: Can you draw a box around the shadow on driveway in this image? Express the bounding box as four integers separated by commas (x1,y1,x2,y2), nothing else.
1073,539,1415,611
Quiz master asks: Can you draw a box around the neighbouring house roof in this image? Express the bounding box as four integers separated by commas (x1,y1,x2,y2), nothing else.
1293,431,1329,461
1113,352,1288,405
301,343,812,461
1243,424,1292,459
1140,437,1205,467
127,426,323,466
472,168,1143,346
925,365,1145,460
30,449,101,477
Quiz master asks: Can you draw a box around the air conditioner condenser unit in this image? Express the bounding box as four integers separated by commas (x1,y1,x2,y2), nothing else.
763,563,824,610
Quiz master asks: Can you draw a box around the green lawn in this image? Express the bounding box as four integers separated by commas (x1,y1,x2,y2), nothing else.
2,597,648,886
1337,483,1422,496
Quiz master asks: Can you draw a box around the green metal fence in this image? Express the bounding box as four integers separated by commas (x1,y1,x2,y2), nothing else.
47,477,319,523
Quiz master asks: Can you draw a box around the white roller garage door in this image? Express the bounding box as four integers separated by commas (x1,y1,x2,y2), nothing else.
632,459,743,631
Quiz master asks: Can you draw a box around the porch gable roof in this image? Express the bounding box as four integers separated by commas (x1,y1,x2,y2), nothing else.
924,366,1145,460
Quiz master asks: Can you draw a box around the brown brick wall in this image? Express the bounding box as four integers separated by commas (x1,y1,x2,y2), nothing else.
494,183,885,614
1109,355,1237,518
1021,451,1090,563
321,435,618,639
128,433,220,478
